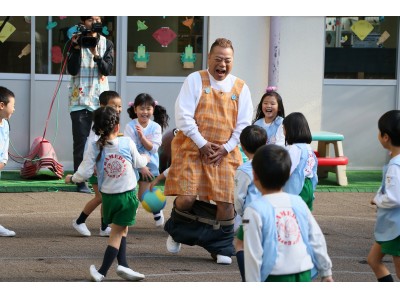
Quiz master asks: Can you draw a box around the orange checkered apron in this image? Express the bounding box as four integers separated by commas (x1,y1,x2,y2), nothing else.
165,71,243,203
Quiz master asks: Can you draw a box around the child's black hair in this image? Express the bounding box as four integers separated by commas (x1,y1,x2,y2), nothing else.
252,144,291,190
282,112,312,145
240,125,267,154
99,90,120,106
378,110,400,146
92,106,120,162
127,93,170,132
0,86,15,105
253,91,285,123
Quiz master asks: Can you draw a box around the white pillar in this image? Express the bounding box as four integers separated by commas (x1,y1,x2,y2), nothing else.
268,17,280,88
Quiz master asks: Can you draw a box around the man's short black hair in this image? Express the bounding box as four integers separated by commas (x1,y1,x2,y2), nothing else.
252,144,291,190
240,125,267,154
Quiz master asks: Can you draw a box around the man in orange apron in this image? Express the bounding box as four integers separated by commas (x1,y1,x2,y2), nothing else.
164,38,253,264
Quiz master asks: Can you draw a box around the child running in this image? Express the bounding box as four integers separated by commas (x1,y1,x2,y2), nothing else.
124,93,169,227
72,90,123,237
0,86,16,237
367,110,400,282
282,112,318,211
234,125,267,281
243,144,333,282
253,86,285,146
65,106,149,282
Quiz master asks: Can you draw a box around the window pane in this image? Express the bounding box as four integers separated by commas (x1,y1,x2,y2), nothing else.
324,16,398,79
127,16,204,76
35,16,117,75
0,16,31,73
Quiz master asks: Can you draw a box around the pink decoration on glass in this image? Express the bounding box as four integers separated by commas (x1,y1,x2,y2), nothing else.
51,46,63,64
152,27,177,47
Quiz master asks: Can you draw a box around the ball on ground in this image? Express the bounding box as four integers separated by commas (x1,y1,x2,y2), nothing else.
141,187,166,213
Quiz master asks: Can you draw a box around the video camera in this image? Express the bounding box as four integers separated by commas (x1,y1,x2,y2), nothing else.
75,23,103,48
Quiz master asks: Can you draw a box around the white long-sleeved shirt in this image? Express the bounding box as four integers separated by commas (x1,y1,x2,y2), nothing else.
72,137,148,194
0,119,9,165
373,158,400,208
175,70,253,152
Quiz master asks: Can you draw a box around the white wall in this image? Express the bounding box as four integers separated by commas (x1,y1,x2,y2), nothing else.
209,16,270,113
278,17,325,132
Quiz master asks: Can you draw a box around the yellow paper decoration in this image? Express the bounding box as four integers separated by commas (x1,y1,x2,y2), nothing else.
0,21,16,43
351,20,374,41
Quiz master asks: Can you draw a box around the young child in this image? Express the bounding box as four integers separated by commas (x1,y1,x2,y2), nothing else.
124,93,169,227
282,112,318,211
0,86,16,237
65,106,149,282
234,125,267,281
243,144,333,282
367,110,400,282
72,90,123,237
253,87,285,146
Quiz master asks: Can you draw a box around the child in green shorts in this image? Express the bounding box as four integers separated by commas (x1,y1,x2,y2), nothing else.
72,91,123,237
66,106,149,282
368,110,400,282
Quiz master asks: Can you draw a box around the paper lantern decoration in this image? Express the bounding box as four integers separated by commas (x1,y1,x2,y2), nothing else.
152,27,176,47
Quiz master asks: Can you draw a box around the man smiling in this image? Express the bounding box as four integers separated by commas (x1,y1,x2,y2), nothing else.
164,38,253,265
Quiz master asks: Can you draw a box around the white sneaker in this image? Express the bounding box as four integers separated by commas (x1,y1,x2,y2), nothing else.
116,265,145,281
0,225,16,237
89,265,104,282
99,226,111,237
72,220,91,237
166,235,181,253
216,254,232,265
155,211,165,227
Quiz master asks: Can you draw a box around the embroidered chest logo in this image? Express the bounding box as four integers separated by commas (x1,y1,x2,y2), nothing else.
104,154,127,178
276,210,301,246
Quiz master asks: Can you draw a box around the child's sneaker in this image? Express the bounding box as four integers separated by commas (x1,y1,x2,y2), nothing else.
116,265,145,281
216,254,232,265
99,226,111,237
166,235,181,253
72,220,91,237
89,265,104,282
0,225,16,237
154,211,164,227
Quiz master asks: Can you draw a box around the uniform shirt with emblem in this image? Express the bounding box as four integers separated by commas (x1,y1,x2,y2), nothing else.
72,136,147,194
243,193,332,281
373,154,400,208
0,119,10,165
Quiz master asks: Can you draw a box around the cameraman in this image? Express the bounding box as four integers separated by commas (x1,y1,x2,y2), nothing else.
67,16,114,193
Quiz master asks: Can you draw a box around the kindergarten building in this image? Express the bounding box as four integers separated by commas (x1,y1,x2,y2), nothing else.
0,16,399,171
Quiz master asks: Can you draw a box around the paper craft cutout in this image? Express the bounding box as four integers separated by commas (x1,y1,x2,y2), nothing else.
152,27,177,47
182,17,194,30
180,45,196,68
24,16,31,23
137,20,148,31
0,21,16,43
134,44,150,68
51,46,63,64
46,21,58,30
59,16,67,20
67,25,79,40
102,26,109,35
377,31,390,45
18,44,31,58
351,20,373,41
